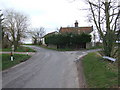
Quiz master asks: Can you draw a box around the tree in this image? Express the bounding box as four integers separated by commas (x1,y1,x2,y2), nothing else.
3,9,29,50
0,10,3,48
31,27,45,45
85,0,120,57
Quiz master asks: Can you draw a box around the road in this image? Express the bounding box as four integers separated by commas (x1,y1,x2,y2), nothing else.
2,46,80,88
2,46,101,88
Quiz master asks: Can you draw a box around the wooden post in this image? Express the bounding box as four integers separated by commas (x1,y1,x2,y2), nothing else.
11,45,14,61
26,49,29,56
10,52,13,61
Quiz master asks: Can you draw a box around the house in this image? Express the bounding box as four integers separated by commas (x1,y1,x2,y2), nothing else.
59,21,93,49
43,21,93,49
44,31,58,37
42,31,58,46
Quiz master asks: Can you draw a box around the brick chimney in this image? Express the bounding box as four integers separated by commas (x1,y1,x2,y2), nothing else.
74,20,78,27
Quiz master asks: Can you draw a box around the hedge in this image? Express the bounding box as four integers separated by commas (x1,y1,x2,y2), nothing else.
45,33,91,48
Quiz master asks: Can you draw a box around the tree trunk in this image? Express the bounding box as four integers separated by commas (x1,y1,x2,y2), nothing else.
103,31,116,57
102,1,114,57
13,41,18,51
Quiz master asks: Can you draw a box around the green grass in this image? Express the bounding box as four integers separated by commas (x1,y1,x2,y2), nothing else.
2,46,36,52
57,48,75,51
38,45,56,50
1,54,31,70
2,48,11,51
87,45,103,50
0,54,1,70
39,45,79,51
22,44,33,45
82,52,118,88
40,45,103,51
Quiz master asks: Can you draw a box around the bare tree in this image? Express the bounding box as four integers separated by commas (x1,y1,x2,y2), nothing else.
31,27,45,45
0,10,3,48
3,9,30,50
85,0,120,57
56,27,60,32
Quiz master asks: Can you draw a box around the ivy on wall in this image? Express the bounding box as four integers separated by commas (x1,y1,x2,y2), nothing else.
45,33,91,48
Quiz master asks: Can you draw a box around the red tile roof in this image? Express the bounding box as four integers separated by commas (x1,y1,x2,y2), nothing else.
60,26,93,34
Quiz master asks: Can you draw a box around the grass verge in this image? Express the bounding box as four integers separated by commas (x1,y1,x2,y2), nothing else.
82,52,118,88
86,45,103,50
40,45,80,51
40,45,102,51
1,54,31,70
22,44,33,45
2,46,36,52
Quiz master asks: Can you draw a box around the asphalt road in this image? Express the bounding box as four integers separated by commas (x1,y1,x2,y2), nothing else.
2,46,80,88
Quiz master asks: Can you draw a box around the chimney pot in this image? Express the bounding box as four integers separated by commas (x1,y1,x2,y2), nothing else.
75,20,78,27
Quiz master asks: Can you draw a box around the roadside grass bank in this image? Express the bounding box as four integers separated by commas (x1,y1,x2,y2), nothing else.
22,44,33,45
86,45,103,50
1,54,31,70
39,45,57,51
2,46,36,52
39,45,84,51
40,45,103,51
82,52,118,88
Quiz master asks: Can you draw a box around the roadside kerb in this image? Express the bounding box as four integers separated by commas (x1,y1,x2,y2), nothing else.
75,52,88,88
74,52,88,62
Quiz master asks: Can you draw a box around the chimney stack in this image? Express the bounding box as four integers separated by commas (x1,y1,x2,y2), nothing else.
75,20,78,27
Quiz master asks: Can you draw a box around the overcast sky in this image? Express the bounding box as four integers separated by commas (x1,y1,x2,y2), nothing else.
0,0,92,31
0,0,92,43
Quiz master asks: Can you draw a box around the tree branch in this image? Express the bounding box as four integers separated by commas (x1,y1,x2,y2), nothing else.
113,10,120,31
88,1,104,39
